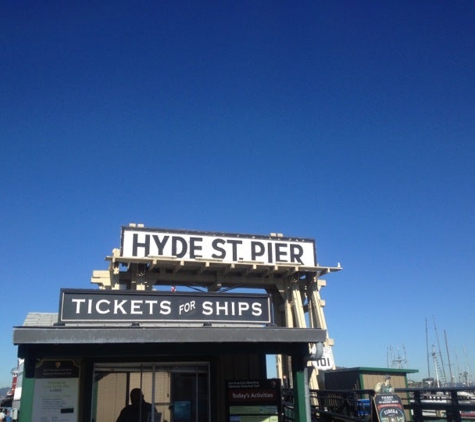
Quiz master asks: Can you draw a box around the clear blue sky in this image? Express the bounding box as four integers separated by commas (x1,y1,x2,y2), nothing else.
1,1,475,387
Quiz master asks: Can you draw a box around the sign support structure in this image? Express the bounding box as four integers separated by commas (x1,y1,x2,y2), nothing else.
90,225,341,391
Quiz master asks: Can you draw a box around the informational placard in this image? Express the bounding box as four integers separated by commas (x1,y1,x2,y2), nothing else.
374,394,406,422
32,360,80,422
59,289,271,324
121,226,316,266
226,379,281,422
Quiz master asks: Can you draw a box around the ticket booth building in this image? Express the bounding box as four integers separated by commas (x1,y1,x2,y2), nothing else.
13,226,341,422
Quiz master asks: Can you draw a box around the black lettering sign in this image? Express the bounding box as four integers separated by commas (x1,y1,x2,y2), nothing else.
251,241,265,261
226,239,243,261
133,233,150,257
211,238,226,258
152,234,169,254
122,227,317,266
189,236,202,259
172,236,187,257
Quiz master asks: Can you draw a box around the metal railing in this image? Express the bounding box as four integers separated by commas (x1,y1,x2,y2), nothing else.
282,386,475,422
396,387,475,422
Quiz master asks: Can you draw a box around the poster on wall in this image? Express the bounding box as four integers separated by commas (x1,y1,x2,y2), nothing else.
32,360,80,422
226,379,281,422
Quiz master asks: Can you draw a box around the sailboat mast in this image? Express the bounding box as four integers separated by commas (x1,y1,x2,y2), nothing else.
426,318,431,378
433,316,447,385
463,347,472,385
444,330,454,386
432,344,441,388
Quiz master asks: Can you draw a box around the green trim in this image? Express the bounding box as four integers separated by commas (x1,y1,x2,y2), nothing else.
359,372,365,390
18,376,35,422
293,369,308,422
333,367,419,374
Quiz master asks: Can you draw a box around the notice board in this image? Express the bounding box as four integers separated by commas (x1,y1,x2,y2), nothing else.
226,379,281,422
32,359,80,422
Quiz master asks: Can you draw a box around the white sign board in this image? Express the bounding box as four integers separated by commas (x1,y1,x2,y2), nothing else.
32,360,79,422
311,345,335,371
121,227,316,267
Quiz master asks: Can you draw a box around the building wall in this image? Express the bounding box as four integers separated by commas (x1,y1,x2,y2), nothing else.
323,369,361,390
324,368,413,392
362,372,407,390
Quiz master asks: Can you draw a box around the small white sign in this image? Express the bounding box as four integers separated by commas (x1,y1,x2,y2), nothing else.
312,345,335,370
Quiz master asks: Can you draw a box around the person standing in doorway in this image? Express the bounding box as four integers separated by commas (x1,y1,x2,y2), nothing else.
116,388,158,422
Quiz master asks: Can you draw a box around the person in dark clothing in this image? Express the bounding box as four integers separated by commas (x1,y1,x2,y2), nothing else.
116,388,159,422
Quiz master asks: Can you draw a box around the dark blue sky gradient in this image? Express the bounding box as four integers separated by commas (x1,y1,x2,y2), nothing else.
1,1,475,385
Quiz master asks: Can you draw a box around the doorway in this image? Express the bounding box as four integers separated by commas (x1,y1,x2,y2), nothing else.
92,362,210,422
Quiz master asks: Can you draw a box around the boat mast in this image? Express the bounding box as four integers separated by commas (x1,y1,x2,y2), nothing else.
426,318,431,378
432,344,442,388
433,316,447,385
444,330,454,386
463,346,472,386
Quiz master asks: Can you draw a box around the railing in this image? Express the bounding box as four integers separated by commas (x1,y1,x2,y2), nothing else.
396,387,475,422
282,386,475,422
282,388,373,421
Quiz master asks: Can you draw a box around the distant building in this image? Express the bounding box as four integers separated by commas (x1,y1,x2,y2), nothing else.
322,366,419,391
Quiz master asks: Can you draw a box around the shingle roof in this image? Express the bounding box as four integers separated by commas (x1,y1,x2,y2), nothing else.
23,312,58,327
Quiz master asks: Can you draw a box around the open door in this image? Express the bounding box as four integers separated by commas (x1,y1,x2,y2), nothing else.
92,362,209,422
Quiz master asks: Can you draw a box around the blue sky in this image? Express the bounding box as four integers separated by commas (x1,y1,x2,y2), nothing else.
1,1,475,387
